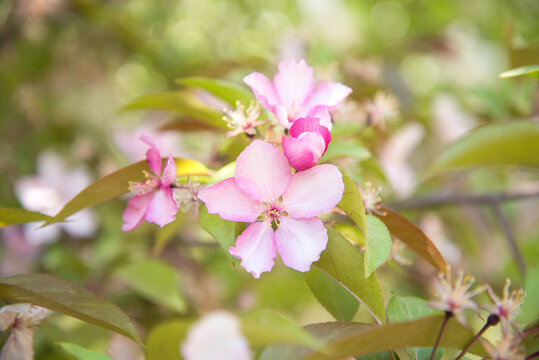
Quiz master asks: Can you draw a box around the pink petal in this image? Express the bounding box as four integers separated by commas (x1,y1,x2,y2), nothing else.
229,222,276,278
198,178,261,222
304,82,352,111
282,133,326,171
235,140,291,202
121,192,154,231
243,72,280,111
145,187,177,227
307,107,333,131
289,117,331,148
283,164,344,218
273,59,314,116
140,134,162,175
161,155,177,186
275,217,328,272
275,105,291,129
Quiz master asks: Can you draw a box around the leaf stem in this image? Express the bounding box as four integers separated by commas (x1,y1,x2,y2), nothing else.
525,351,539,360
455,314,500,360
429,311,452,360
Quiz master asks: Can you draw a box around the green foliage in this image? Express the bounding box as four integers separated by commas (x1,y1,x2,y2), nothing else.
365,215,392,278
58,343,113,360
199,204,244,263
0,274,140,344
43,158,208,226
520,266,539,325
337,174,367,244
145,319,191,360
431,121,539,172
177,77,255,106
499,65,539,79
308,226,385,324
375,208,448,274
0,207,51,228
321,142,371,162
113,260,187,313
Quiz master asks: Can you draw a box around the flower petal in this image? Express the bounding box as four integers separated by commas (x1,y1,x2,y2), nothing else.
307,107,333,131
229,222,276,279
284,164,344,218
145,187,177,227
275,217,328,272
198,178,261,222
235,140,291,202
289,117,331,148
121,192,154,232
243,72,279,111
282,133,326,171
161,155,177,186
273,59,314,115
140,134,162,175
304,81,352,111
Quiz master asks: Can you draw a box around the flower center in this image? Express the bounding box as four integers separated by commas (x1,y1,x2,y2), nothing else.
259,198,288,225
128,170,160,194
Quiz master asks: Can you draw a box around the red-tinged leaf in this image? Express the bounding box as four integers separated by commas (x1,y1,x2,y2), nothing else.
0,274,140,344
0,208,51,228
375,207,449,274
43,158,208,226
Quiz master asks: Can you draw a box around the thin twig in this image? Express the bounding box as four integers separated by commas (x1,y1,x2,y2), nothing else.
525,351,539,360
429,311,452,360
455,314,500,360
388,189,539,210
492,203,527,276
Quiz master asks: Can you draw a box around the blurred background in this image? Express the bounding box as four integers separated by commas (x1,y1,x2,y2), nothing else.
0,0,538,358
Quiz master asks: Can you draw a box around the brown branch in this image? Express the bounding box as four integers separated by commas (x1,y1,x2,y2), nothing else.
492,203,527,276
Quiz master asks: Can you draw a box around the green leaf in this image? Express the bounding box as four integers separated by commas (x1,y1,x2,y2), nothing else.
153,214,185,256
499,65,539,79
519,266,539,326
114,260,187,313
305,266,359,321
121,91,228,129
43,158,208,226
375,208,448,274
177,77,254,106
386,295,443,360
312,226,385,324
0,274,140,344
199,204,244,263
58,343,113,360
322,142,371,162
430,121,539,172
364,215,392,278
0,208,51,228
145,319,192,360
337,174,367,245
241,310,319,348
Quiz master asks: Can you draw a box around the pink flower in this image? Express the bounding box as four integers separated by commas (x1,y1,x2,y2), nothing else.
282,117,331,171
198,140,344,278
243,58,352,130
122,135,178,231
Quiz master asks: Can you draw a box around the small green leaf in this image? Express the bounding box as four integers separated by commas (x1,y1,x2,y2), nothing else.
58,343,113,360
0,208,51,228
499,65,539,79
375,208,448,274
365,215,392,278
122,91,228,129
313,226,385,324
305,267,359,321
337,174,367,245
430,121,539,172
519,266,539,326
114,260,187,313
241,310,319,348
322,142,371,162
43,158,208,226
153,214,185,256
145,319,192,360
0,274,140,344
177,77,254,106
199,204,244,263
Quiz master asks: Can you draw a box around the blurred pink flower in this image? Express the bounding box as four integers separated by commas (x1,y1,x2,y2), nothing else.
180,311,251,360
122,135,178,231
244,58,351,130
282,117,331,171
484,279,525,336
14,151,97,245
198,140,344,278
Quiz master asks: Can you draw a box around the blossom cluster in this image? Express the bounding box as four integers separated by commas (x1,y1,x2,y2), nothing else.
122,59,351,278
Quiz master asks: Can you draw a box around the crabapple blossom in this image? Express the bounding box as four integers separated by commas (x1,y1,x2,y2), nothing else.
180,311,252,360
244,58,351,130
223,101,265,138
282,117,331,171
198,140,344,278
484,279,525,335
122,135,178,231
